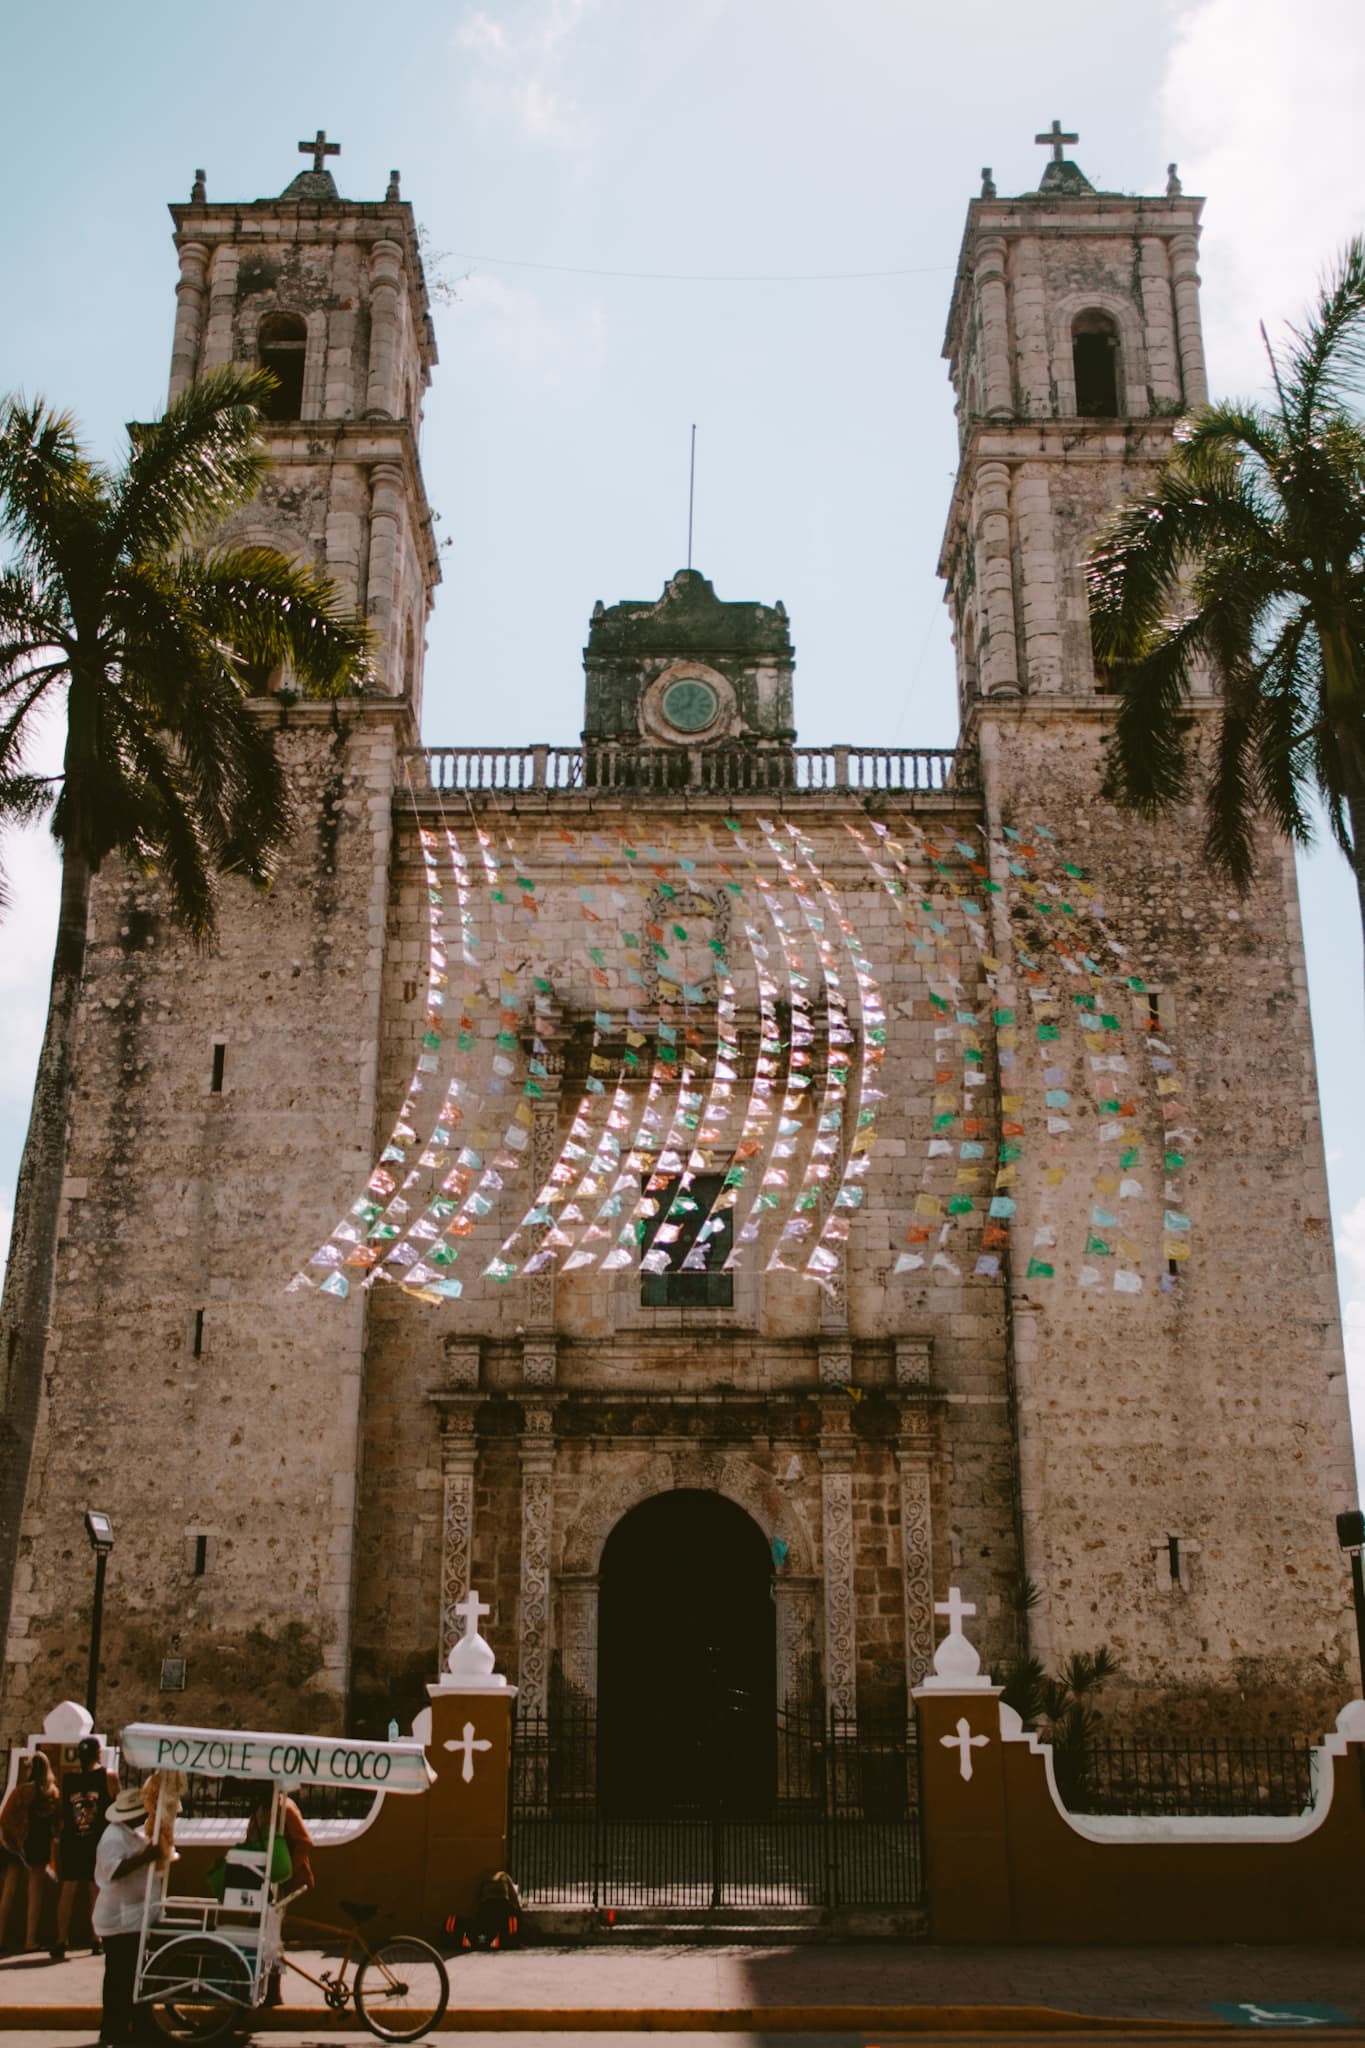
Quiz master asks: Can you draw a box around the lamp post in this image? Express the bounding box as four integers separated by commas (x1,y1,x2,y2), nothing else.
1336,1509,1365,1702
83,1511,114,1720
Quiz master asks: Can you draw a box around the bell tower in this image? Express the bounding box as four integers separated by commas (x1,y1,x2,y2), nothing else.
938,128,1207,721
933,133,1357,1710
167,134,440,714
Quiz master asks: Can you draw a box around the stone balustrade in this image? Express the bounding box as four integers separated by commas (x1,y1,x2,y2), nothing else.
409,742,977,799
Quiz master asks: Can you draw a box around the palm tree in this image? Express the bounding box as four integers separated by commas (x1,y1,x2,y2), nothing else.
0,368,370,1657
1087,237,1365,998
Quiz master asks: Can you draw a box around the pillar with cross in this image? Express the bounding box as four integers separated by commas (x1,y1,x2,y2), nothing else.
422,1588,517,1931
913,1588,1011,1940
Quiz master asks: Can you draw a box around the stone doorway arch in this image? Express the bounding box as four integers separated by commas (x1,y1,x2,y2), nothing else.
554,1452,820,1715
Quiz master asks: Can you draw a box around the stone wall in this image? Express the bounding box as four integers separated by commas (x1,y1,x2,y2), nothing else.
0,704,407,1746
977,707,1356,1733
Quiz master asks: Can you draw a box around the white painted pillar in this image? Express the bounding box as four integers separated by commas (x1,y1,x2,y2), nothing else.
168,241,209,403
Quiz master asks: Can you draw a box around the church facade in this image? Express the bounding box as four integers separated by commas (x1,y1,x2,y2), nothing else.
1,141,1356,1761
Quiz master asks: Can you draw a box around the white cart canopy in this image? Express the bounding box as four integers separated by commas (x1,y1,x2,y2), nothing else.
121,1722,432,1793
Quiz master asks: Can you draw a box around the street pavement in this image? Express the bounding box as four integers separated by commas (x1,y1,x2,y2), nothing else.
1,1940,1363,2038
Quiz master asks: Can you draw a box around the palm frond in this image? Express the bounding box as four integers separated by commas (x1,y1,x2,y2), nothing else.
1102,615,1203,815
1251,608,1318,836
1278,235,1365,430
0,396,106,588
1087,452,1277,664
181,545,371,695
109,367,277,560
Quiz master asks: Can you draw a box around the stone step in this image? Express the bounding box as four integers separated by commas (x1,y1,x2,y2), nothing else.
523,1903,926,1944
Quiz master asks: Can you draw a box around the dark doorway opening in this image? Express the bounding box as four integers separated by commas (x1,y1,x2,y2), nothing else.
597,1489,775,1817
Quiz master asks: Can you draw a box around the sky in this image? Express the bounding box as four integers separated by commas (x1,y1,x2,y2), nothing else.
0,0,1362,1471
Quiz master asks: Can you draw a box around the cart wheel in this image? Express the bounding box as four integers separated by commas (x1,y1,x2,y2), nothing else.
140,1932,254,2043
354,1935,450,2042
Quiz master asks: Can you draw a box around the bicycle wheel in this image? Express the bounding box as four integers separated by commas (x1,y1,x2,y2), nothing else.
141,1932,254,2044
354,1935,449,2042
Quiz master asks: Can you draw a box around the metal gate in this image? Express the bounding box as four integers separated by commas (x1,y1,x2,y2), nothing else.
508,1703,923,1908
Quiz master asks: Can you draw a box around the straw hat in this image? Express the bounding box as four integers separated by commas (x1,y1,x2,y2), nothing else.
106,1785,147,1827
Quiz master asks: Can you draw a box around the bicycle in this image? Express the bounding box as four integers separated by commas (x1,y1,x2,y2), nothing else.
145,1895,450,2044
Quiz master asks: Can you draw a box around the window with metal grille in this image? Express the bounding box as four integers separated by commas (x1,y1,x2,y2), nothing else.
639,1172,734,1308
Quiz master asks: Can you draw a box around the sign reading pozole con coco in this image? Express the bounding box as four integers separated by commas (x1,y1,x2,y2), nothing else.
120,1723,432,1793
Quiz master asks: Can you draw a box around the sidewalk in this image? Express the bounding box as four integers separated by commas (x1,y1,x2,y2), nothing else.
1,1941,1363,2032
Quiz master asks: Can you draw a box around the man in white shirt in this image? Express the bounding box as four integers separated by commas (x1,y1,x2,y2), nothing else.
92,1787,159,2045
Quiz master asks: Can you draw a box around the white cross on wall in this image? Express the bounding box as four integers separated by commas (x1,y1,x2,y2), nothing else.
941,1715,989,1782
456,1589,490,1636
444,1720,492,1783
933,1587,977,1634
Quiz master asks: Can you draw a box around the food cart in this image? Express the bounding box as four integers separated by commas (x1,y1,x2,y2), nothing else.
120,1721,439,2042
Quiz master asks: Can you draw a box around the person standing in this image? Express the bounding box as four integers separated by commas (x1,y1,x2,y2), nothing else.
0,1752,59,1954
53,1737,118,1958
91,1786,159,2046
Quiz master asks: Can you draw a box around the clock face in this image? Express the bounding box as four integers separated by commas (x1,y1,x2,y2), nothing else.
661,676,720,733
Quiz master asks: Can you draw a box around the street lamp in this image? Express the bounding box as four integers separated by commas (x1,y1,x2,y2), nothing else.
83,1511,114,1720
1336,1509,1365,1703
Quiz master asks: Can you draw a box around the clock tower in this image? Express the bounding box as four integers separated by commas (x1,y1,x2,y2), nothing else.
582,568,795,749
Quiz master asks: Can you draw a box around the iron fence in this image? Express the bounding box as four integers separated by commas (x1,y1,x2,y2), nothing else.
1059,1738,1318,1818
508,1703,922,1909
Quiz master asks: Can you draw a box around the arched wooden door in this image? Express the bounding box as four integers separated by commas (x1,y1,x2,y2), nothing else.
597,1489,776,1817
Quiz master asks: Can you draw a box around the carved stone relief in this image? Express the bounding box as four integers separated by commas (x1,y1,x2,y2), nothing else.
526,1106,559,1330
819,1452,857,1720
437,1420,477,1663
897,1451,935,1694
558,1448,815,1577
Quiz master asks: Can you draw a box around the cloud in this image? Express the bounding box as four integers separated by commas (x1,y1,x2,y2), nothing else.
1339,1197,1365,1489
1160,0,1365,394
451,0,596,144
454,270,608,389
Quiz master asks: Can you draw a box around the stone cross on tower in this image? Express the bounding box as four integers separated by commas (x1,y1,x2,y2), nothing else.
299,129,340,175
1034,120,1079,165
